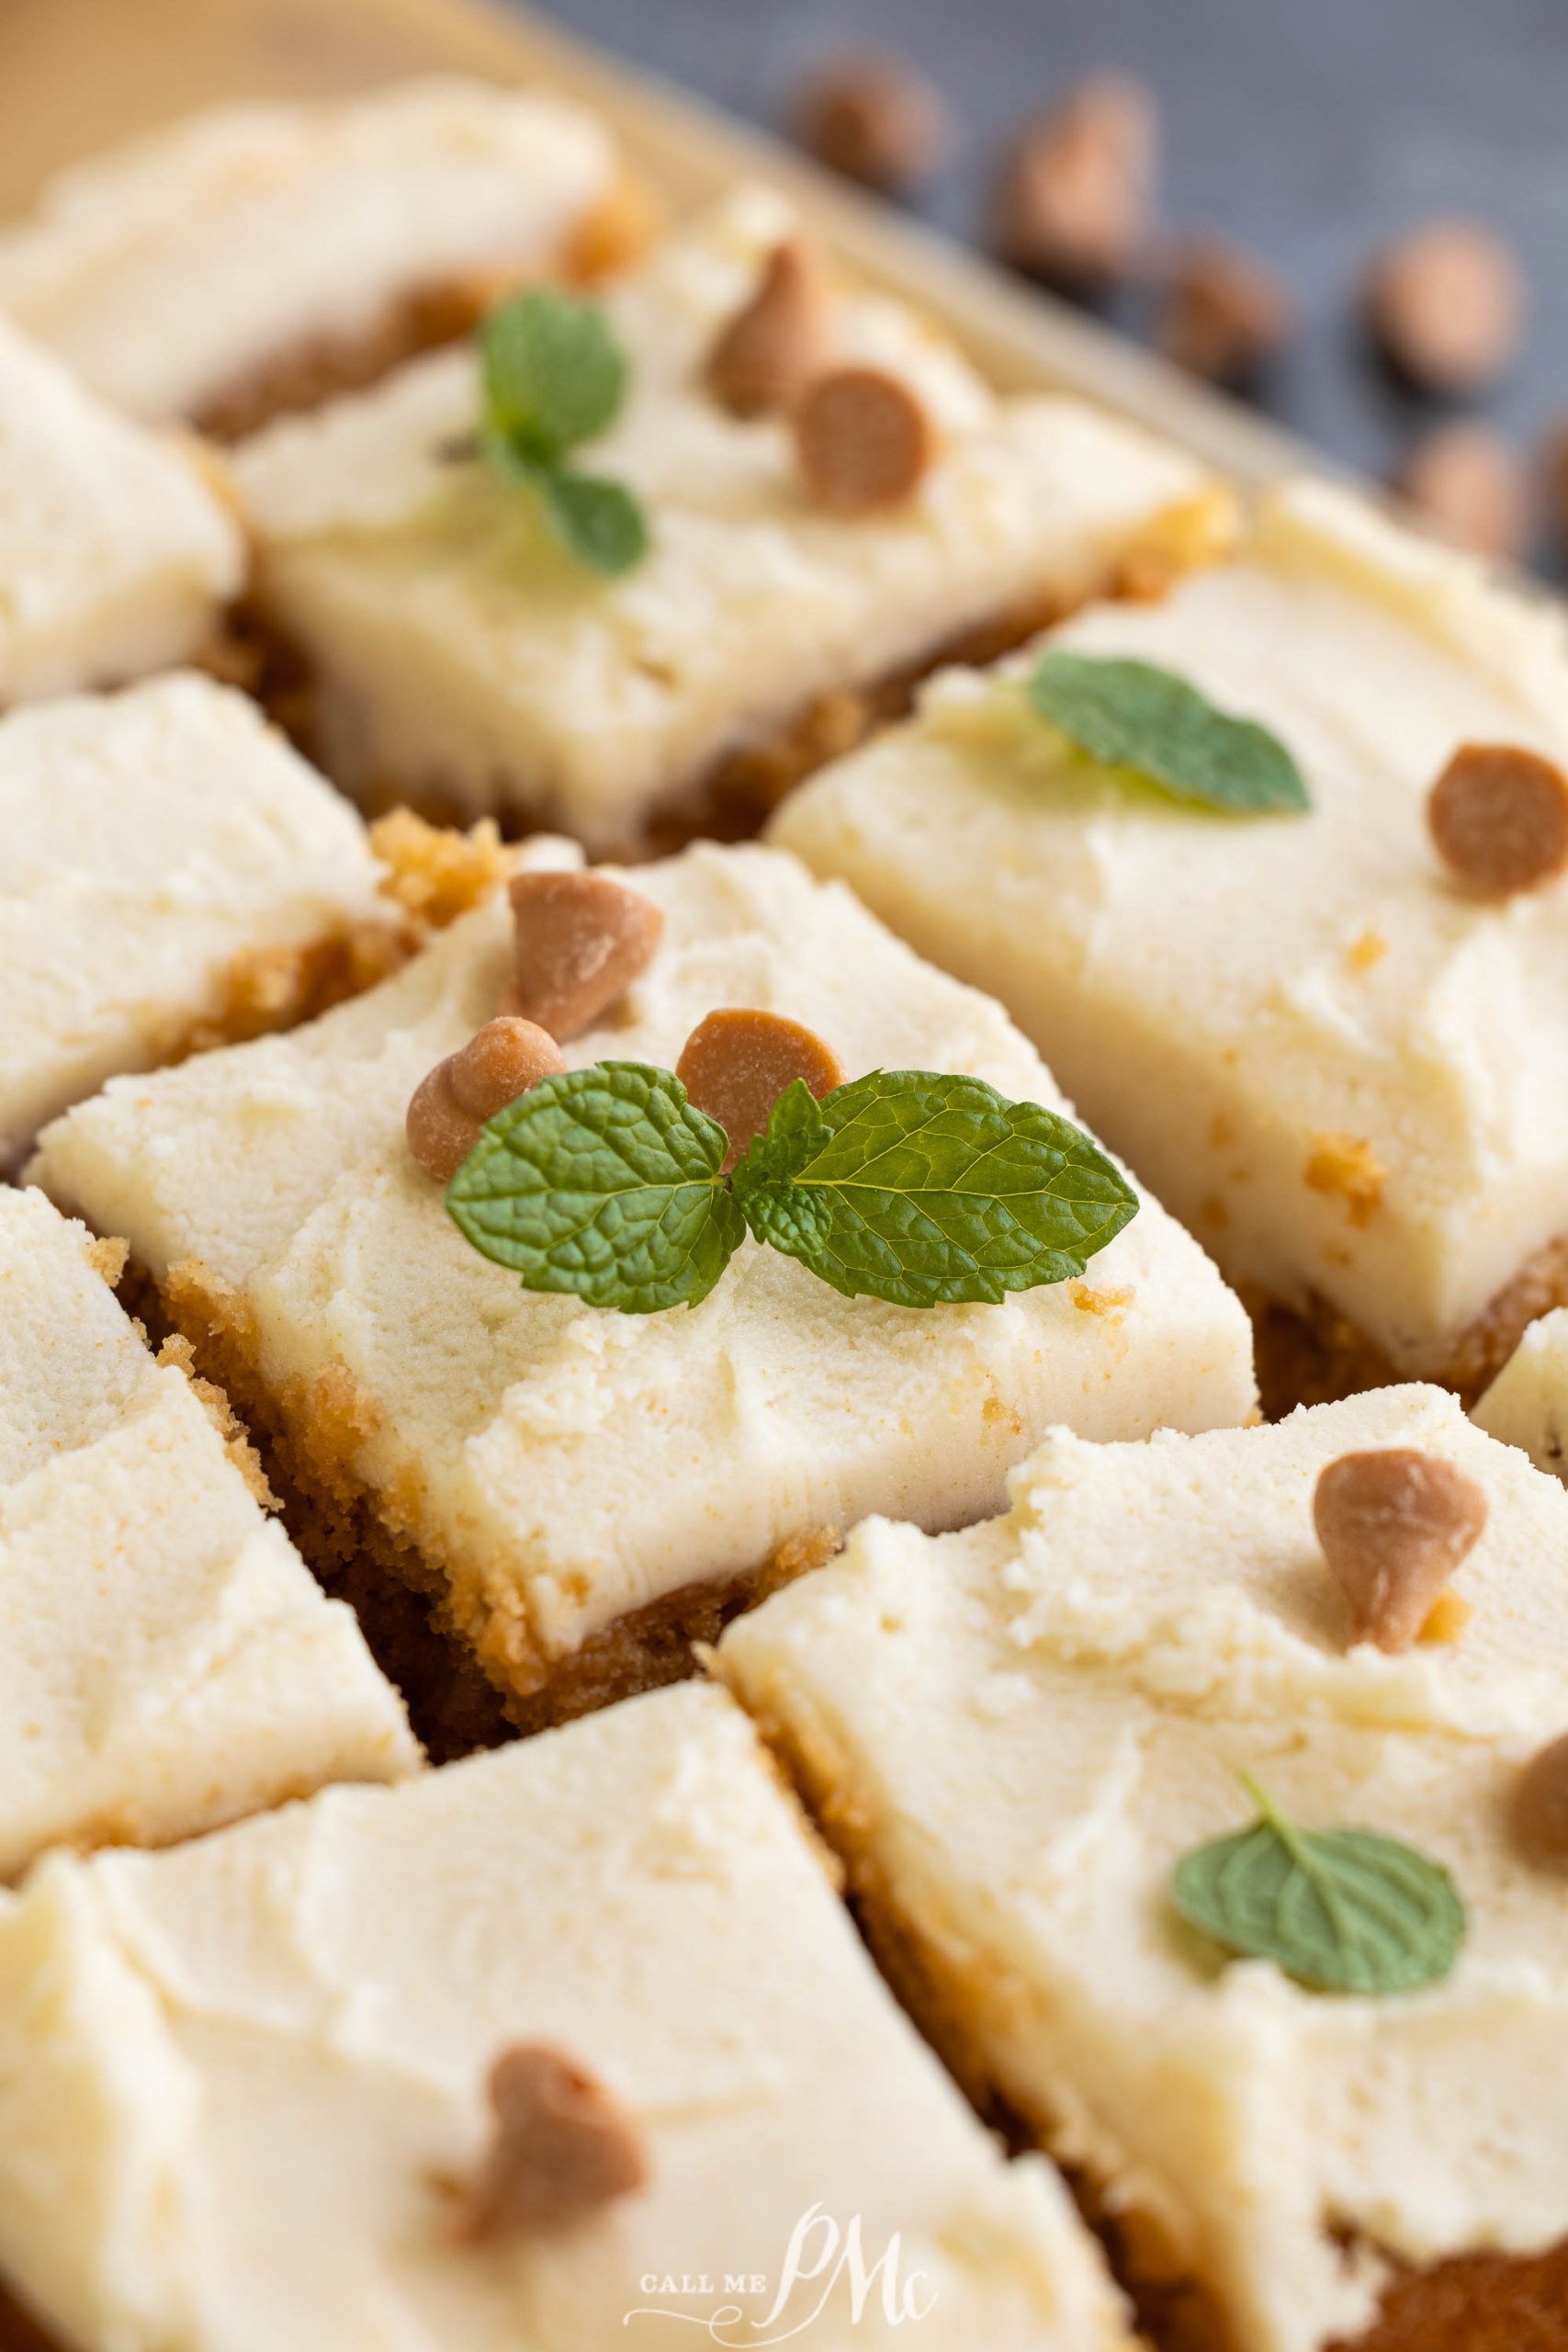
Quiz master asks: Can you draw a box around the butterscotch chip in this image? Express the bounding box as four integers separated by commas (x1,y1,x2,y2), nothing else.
795,54,948,192
1366,218,1527,396
507,870,664,1040
676,1008,845,1171
406,1017,565,1183
794,366,935,516
1543,415,1568,549
1313,1449,1488,1654
1396,424,1526,561
461,2042,647,2242
447,1017,566,1120
993,75,1156,288
1156,240,1293,383
1428,741,1568,898
1513,1731,1568,1868
705,235,838,420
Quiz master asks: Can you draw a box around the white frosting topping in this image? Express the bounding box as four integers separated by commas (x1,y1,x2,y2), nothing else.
232,186,1217,850
0,79,617,422
1475,1306,1568,1475
0,315,242,700
0,1683,1130,2351
773,478,1568,1372
0,1186,416,1882
0,673,392,1167
717,1386,1568,2352
28,840,1254,1699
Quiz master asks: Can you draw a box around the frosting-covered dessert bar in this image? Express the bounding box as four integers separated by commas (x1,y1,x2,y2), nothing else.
231,186,1230,854
0,1682,1133,2352
0,315,241,703
0,79,636,435
718,1385,1568,2352
28,838,1254,1730
774,477,1568,1408
0,1186,417,1883
0,673,402,1167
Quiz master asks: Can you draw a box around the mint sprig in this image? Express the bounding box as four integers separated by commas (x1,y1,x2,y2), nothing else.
1026,651,1310,814
472,288,649,578
731,1070,1137,1306
446,1062,1137,1315
1169,1777,1466,1996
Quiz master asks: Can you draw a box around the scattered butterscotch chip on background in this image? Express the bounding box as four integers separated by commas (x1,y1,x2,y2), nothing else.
677,1007,844,1171
794,52,948,193
1395,423,1527,562
1428,741,1568,899
407,1016,565,1184
993,74,1157,290
1313,1448,1488,1654
1365,217,1527,396
508,869,665,1040
794,365,935,514
1156,239,1293,384
1541,415,1568,552
460,2042,648,2243
1513,1732,1568,1869
705,235,838,420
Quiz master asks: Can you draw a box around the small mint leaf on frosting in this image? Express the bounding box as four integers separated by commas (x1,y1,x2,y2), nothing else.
474,288,649,577
1169,1777,1466,1996
446,1062,742,1314
536,469,649,579
480,288,627,461
1026,651,1310,814
728,1069,1138,1307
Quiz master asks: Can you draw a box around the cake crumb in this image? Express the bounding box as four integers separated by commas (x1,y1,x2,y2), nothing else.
1069,1279,1134,1322
371,808,506,930
769,1525,842,1587
1305,1133,1387,1227
157,1332,278,1510
1419,1589,1474,1645
86,1234,130,1289
1345,928,1388,974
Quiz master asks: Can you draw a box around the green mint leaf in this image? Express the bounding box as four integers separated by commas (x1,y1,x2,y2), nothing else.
1169,1779,1466,1996
728,1069,1138,1309
536,468,649,578
446,1062,743,1314
1026,651,1310,815
479,287,627,463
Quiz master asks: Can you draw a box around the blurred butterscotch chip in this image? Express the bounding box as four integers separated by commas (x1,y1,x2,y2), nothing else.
1313,1449,1487,1654
795,53,948,193
1541,415,1568,549
1365,218,1527,395
794,366,935,514
1428,741,1568,898
705,235,837,419
993,74,1156,289
507,869,664,1040
1395,423,1526,561
677,1007,844,1170
460,2043,647,2242
1514,1732,1568,1869
1156,240,1293,384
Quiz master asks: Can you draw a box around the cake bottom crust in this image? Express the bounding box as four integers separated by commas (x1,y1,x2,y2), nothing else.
739,1697,1568,2352
1250,1228,1568,1419
134,1256,839,1759
188,173,657,444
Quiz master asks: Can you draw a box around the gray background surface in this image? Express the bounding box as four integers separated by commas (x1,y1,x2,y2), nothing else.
519,0,1568,569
